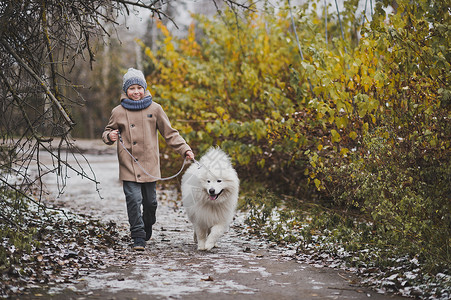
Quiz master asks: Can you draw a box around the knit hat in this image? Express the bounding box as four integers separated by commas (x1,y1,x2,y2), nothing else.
122,68,147,93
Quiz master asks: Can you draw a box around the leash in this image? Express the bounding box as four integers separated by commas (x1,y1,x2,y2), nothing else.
117,131,189,181
190,153,217,178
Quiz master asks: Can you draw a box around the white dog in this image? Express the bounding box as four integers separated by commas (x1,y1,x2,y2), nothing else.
181,147,239,251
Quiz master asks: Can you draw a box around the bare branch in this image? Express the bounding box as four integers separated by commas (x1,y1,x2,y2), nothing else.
0,40,75,129
223,0,257,11
0,72,53,143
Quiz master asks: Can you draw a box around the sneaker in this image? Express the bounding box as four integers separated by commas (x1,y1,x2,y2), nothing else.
133,238,145,251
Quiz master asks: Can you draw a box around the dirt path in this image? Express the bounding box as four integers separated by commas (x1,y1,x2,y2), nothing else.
33,140,404,300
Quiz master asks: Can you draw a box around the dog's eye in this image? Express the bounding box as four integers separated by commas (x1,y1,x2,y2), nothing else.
217,180,222,183
207,180,210,183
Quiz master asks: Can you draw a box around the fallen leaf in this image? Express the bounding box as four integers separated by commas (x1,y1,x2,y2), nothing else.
201,276,214,281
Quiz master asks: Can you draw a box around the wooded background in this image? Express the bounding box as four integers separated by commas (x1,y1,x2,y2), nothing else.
1,0,450,281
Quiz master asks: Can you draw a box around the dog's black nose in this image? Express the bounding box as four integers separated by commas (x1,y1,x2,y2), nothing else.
209,188,215,195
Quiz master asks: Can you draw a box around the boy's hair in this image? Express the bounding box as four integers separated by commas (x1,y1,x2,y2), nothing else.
123,68,147,92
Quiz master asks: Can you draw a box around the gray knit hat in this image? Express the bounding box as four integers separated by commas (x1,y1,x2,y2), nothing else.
122,68,147,92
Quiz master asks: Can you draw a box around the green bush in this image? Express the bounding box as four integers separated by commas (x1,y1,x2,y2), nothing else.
320,125,451,266
0,189,37,273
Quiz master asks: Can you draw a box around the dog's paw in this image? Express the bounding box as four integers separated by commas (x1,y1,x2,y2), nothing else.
204,242,215,251
197,240,206,250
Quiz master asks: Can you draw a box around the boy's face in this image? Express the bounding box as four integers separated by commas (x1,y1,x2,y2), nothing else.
126,84,145,101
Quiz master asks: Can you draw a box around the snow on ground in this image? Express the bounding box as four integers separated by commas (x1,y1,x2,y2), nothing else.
26,139,405,300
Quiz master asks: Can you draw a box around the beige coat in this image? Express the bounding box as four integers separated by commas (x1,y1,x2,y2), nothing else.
102,91,191,182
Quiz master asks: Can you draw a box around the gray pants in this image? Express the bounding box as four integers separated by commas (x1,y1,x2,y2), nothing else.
123,181,157,239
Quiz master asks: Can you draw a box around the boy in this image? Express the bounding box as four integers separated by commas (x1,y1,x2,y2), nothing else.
102,68,194,251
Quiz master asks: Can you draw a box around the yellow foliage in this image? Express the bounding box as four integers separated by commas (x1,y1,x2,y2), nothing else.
157,21,170,37
331,129,341,143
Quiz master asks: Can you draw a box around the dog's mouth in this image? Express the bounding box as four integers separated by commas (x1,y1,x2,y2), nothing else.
209,189,223,201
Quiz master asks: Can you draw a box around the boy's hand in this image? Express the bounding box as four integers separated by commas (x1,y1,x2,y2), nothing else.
185,150,195,160
109,129,119,142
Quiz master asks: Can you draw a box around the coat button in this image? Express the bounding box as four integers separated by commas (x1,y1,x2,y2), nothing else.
137,174,141,178
133,141,137,145
131,124,135,128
